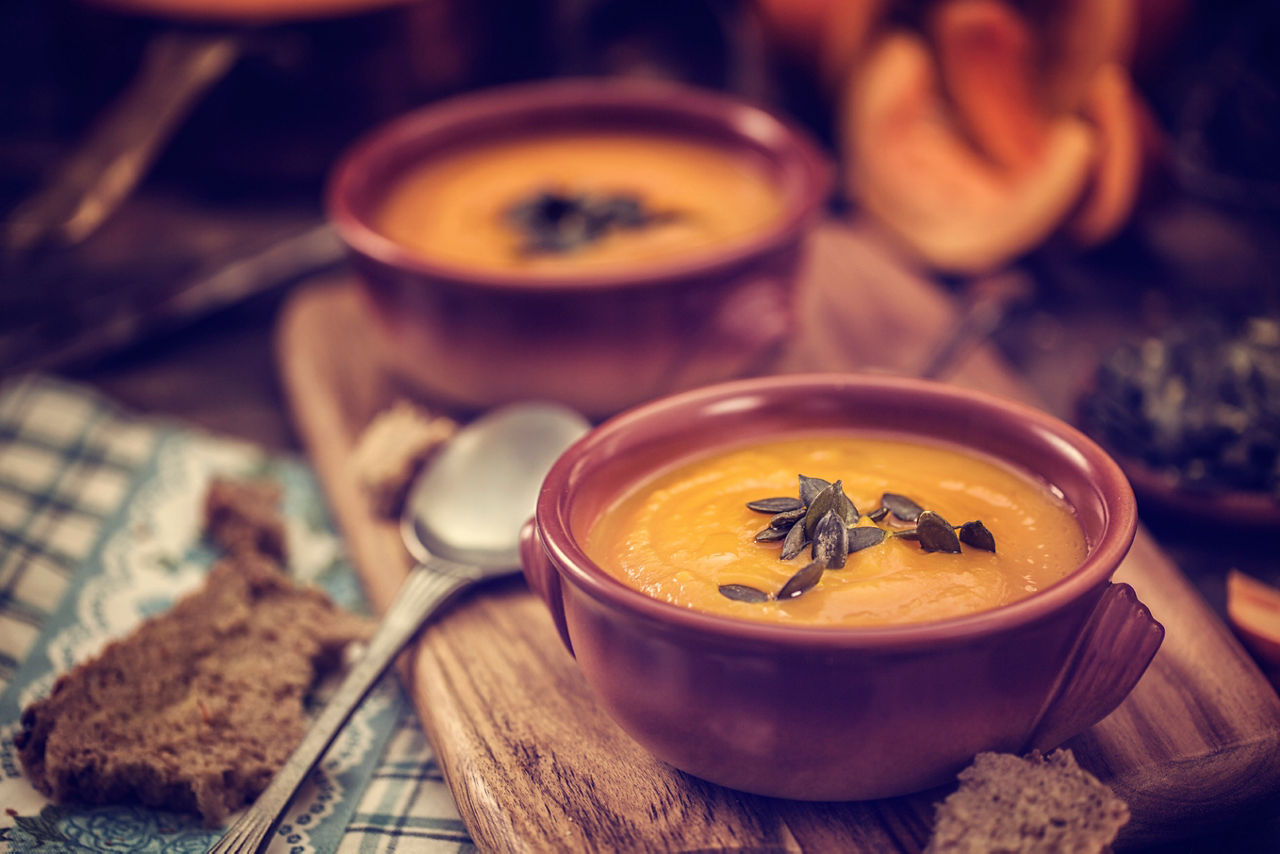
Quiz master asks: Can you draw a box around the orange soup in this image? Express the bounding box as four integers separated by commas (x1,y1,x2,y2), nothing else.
585,435,1088,627
374,131,783,274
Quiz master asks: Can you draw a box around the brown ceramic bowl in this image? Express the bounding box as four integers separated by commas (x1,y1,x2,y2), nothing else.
326,78,832,417
521,373,1163,801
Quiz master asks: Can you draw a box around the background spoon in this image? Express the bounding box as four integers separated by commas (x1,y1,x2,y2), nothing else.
210,401,590,854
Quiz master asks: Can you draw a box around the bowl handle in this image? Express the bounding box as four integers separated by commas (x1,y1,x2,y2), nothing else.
1025,581,1164,752
519,518,575,657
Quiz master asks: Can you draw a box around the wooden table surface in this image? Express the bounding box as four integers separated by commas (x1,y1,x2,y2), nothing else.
48,219,1280,852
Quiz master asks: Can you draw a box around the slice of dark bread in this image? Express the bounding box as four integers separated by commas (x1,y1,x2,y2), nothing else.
14,478,370,826
925,749,1130,854
203,477,288,563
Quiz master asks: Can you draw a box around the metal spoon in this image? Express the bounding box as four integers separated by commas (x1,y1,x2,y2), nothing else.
209,401,590,854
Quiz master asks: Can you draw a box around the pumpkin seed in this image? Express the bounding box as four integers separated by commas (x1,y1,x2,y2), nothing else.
747,496,804,514
780,519,809,560
804,481,843,536
754,526,788,542
847,526,887,553
799,474,832,506
833,484,860,526
769,507,808,529
866,506,890,522
778,560,825,599
959,520,996,552
882,492,925,523
719,584,771,603
812,510,849,568
916,510,962,553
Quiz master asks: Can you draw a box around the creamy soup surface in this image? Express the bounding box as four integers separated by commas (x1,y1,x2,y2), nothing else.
374,132,783,273
585,434,1088,627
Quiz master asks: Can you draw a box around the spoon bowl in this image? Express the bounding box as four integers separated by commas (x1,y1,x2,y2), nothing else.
210,401,589,854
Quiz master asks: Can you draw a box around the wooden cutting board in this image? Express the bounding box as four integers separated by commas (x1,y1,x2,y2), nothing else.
275,223,1280,852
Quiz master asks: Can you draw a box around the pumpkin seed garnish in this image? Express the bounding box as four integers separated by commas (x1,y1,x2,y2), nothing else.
799,474,832,506
882,492,925,523
803,481,839,536
778,560,825,599
747,496,804,514
812,510,849,569
804,480,857,536
847,525,887,553
743,476,997,602
959,520,996,552
780,519,810,560
719,583,771,603
769,507,808,529
915,510,962,553
834,488,860,526
505,189,677,255
754,526,789,542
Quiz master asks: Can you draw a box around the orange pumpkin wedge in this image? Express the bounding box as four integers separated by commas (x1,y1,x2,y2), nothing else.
1065,63,1146,247
929,0,1051,173
1227,570,1280,669
817,0,890,94
841,32,1096,275
1038,0,1136,113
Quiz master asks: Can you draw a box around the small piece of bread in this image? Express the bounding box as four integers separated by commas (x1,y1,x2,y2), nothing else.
350,399,457,517
925,749,1130,854
203,477,287,562
14,553,370,825
15,476,371,825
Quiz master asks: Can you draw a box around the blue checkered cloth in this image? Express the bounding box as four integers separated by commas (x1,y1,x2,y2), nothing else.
0,375,474,853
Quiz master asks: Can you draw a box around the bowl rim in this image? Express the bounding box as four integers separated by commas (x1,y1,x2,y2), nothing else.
535,373,1138,650
325,76,833,293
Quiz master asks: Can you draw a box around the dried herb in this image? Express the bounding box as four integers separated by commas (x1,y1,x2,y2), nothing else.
778,560,825,599
720,584,771,603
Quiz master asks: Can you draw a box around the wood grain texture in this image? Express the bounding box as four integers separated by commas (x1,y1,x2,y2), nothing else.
276,224,1280,852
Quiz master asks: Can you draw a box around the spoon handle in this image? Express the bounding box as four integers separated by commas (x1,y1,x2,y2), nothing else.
208,564,474,854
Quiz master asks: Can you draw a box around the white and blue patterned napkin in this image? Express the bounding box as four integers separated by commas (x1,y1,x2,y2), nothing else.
0,375,473,853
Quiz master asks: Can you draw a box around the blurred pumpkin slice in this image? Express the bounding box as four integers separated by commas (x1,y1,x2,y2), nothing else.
842,32,1096,275
817,0,890,94
929,0,1051,173
1063,63,1147,248
1036,0,1136,113
756,0,890,95
1227,570,1280,670
756,0,835,64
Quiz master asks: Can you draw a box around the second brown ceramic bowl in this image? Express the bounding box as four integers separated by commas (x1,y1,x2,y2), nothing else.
521,374,1163,801
327,78,832,417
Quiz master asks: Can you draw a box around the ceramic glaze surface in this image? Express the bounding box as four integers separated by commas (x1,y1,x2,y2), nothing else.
326,80,831,416
522,375,1157,801
585,434,1087,626
374,132,783,273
